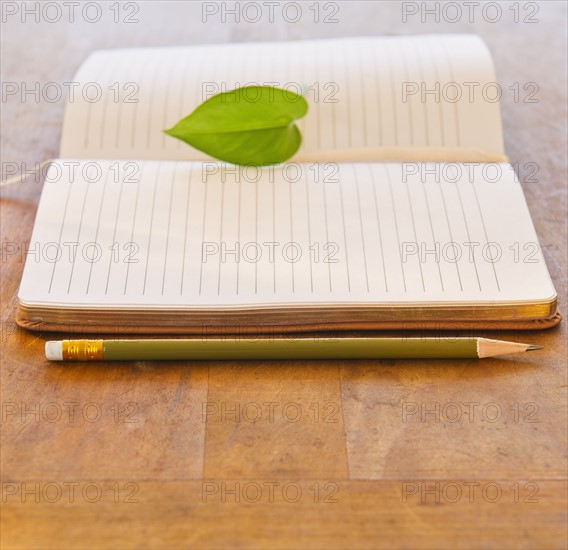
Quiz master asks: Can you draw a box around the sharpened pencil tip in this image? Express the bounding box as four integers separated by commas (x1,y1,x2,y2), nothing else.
526,345,544,351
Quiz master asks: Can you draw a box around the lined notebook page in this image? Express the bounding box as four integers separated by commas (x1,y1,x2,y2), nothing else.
60,35,506,163
19,160,555,309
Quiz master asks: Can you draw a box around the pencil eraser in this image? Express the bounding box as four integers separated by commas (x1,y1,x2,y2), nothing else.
45,341,63,361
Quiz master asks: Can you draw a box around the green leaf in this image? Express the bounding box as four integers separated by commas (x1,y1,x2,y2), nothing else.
164,86,308,166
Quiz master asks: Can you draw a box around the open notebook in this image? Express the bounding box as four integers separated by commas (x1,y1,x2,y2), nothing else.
17,35,559,333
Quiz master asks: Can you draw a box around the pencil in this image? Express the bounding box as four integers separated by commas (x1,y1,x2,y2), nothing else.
44,338,543,362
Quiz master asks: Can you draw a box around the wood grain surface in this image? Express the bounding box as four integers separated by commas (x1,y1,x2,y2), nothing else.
1,2,566,549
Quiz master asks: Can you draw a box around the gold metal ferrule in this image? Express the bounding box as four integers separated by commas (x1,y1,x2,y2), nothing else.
62,340,103,361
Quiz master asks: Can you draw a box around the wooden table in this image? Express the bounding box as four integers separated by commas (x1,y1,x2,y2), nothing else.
1,2,566,548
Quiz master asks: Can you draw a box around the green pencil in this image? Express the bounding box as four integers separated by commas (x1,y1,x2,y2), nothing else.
44,338,543,362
